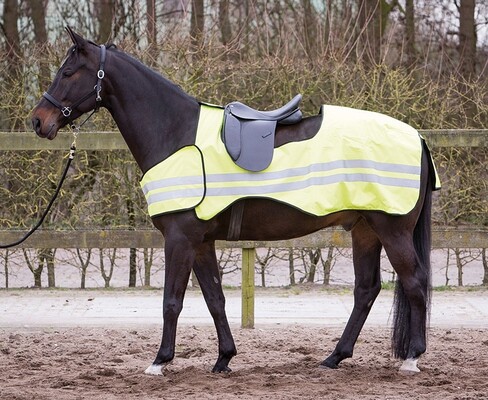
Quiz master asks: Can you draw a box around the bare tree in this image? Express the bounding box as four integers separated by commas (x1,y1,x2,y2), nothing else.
22,249,43,288
255,248,276,287
99,248,117,288
76,248,92,289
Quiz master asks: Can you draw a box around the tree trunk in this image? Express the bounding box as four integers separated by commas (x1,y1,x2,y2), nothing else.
146,0,157,64
218,0,232,46
190,0,205,59
307,249,320,283
2,250,10,289
129,248,137,287
288,249,296,286
260,262,266,288
458,0,477,123
146,0,157,44
96,0,114,43
3,0,23,129
23,250,42,288
27,0,50,91
100,248,116,288
3,0,21,69
322,246,334,286
482,248,488,286
445,248,451,286
42,249,57,288
458,0,476,78
126,196,137,287
143,248,153,287
404,0,416,68
301,0,317,62
455,248,463,286
77,248,92,289
356,0,394,65
357,0,381,64
322,0,332,56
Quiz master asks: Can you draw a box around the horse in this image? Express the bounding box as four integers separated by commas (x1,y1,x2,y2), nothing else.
31,27,437,376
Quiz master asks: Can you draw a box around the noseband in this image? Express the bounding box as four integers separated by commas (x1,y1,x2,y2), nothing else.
43,44,106,123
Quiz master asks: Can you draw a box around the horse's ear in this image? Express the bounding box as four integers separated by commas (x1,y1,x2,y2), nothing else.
65,26,87,50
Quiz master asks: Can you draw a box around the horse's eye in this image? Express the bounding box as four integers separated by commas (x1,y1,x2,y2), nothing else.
63,69,74,77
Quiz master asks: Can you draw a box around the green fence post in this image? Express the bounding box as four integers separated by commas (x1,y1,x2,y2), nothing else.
241,247,255,329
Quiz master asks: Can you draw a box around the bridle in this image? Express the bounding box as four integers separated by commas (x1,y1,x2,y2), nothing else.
42,44,107,127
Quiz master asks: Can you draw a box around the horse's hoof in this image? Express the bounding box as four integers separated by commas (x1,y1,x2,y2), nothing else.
145,364,164,376
212,365,232,373
399,358,420,374
319,358,339,370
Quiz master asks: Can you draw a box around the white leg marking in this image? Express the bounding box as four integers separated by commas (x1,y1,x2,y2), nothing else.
399,358,420,374
145,364,164,376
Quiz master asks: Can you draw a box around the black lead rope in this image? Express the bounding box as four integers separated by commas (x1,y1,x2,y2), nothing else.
0,144,76,249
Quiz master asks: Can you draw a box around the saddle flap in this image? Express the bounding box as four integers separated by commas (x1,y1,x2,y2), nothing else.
233,119,276,172
223,113,241,160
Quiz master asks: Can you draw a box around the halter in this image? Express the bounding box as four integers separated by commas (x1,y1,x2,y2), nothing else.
43,44,107,123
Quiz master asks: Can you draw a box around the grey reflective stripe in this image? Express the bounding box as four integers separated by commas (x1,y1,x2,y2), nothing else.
206,159,420,184
146,187,204,206
144,159,420,207
142,175,203,196
205,172,419,197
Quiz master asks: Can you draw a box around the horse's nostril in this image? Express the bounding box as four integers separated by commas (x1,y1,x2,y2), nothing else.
32,117,41,132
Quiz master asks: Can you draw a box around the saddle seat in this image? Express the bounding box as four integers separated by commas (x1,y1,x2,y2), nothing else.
226,94,303,123
222,94,303,172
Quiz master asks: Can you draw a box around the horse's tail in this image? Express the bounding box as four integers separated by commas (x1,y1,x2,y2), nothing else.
392,150,433,359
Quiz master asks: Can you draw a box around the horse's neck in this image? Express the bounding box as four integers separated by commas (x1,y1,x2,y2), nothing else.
105,51,200,173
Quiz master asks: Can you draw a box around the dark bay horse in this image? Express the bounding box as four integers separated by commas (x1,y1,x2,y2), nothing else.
31,28,436,375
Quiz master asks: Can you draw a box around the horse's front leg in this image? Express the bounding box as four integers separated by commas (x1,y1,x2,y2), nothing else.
192,241,237,372
145,237,194,376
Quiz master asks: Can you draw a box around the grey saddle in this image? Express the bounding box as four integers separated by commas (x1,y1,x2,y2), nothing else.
222,94,303,172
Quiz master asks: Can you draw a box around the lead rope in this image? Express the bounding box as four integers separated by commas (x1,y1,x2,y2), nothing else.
0,117,91,249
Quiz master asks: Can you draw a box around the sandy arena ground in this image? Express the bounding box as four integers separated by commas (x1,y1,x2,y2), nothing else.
1,288,488,399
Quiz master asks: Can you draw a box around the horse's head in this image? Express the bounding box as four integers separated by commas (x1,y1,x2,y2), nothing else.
32,27,106,139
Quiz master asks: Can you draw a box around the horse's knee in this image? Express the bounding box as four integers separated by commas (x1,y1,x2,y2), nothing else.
163,297,184,319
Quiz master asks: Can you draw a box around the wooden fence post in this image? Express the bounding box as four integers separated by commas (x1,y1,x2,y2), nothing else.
241,247,255,329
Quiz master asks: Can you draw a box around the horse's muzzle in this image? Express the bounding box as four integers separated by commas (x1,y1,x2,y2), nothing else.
32,116,57,139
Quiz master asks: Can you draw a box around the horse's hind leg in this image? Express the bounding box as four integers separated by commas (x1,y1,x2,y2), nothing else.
192,241,237,373
382,234,429,373
322,219,382,369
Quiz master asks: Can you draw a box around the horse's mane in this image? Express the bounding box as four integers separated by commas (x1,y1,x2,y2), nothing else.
105,43,195,101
